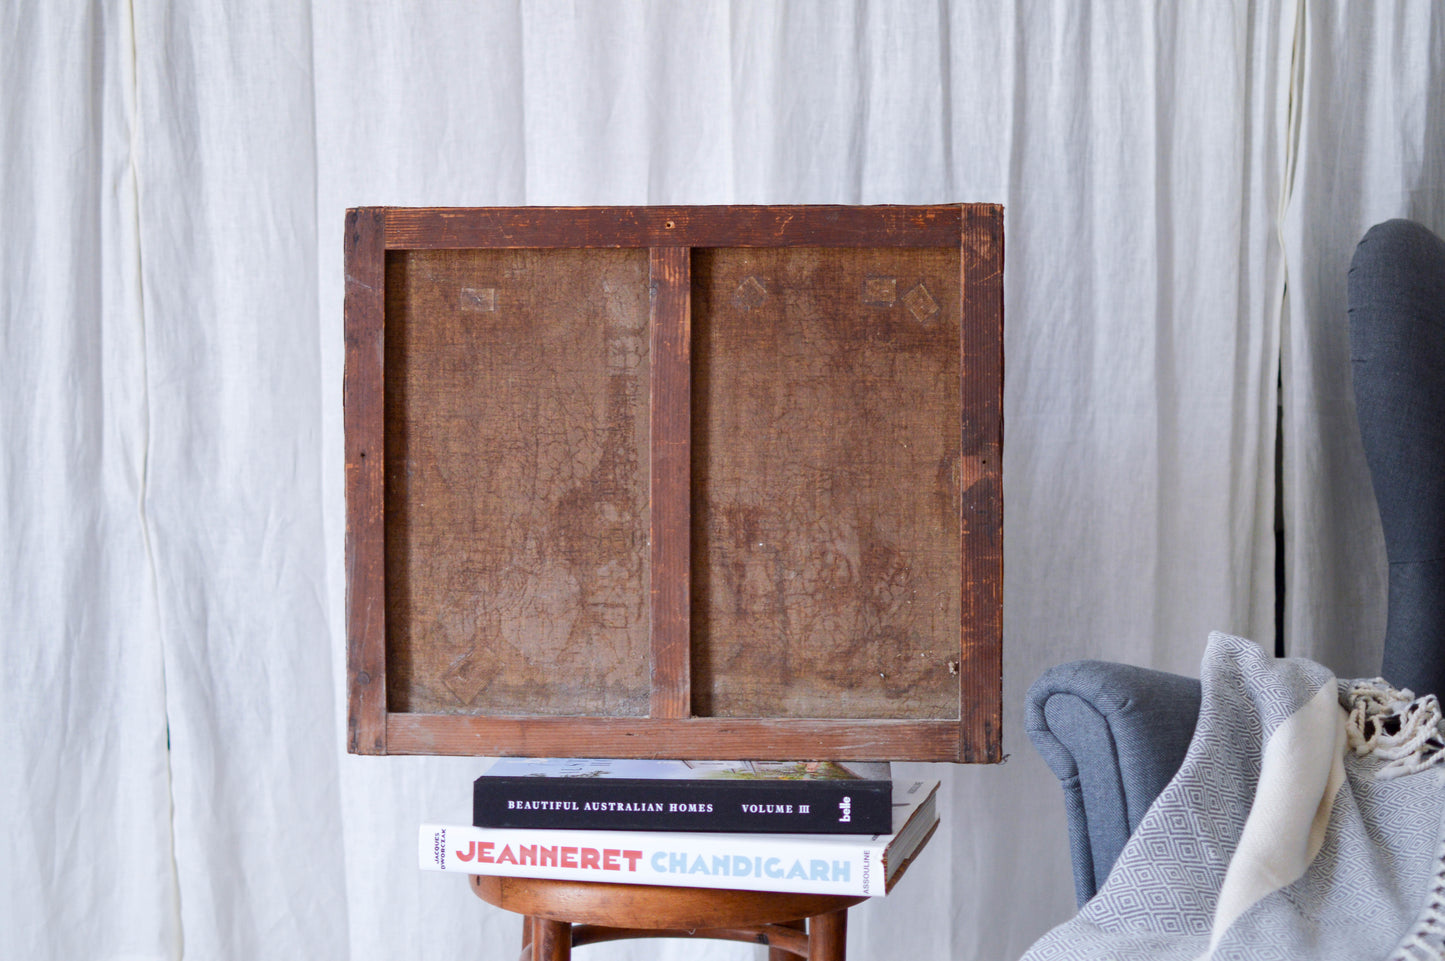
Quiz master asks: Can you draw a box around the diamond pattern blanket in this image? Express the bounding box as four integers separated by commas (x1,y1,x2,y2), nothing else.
1022,633,1445,961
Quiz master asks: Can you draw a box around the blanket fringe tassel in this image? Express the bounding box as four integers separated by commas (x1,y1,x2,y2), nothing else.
1344,679,1445,780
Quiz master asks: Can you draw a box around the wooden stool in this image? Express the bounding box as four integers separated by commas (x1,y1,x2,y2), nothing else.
472,875,865,960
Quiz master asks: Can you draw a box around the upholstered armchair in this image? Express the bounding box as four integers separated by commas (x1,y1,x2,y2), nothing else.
1026,219,1445,907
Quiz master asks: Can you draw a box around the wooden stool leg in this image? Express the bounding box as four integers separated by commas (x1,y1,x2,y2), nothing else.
529,917,570,961
770,918,807,961
808,908,847,961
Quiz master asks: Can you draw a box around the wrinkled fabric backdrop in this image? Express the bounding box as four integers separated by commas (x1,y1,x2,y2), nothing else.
3,1,1443,959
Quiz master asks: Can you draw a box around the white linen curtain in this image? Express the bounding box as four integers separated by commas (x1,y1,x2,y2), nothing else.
3,2,1441,959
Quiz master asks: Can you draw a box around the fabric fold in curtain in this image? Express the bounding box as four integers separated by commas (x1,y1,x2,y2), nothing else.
129,1,350,958
0,4,179,958
3,2,1442,959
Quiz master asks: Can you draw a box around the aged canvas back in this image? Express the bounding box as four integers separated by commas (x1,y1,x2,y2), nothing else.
344,205,1002,762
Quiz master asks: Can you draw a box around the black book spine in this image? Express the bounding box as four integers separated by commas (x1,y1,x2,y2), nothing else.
473,778,893,834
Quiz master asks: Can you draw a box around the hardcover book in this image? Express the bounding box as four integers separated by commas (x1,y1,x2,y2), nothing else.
424,779,938,898
472,758,893,834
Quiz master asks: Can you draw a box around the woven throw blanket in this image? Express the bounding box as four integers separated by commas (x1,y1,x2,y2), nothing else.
1022,633,1445,961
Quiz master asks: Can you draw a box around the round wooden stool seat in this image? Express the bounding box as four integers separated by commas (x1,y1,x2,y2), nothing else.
472,874,864,960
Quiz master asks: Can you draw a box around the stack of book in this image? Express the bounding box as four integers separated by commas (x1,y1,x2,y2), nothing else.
419,759,939,898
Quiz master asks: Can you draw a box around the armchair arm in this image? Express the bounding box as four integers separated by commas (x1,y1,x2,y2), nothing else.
1025,661,1201,905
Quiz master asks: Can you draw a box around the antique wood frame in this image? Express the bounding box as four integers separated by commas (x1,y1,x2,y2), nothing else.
345,205,1002,762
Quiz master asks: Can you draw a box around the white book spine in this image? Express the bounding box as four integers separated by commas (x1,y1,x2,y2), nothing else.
419,823,888,897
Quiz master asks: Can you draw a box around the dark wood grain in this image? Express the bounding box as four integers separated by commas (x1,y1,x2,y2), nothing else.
770,919,808,961
383,205,965,250
475,874,862,960
649,248,692,719
345,207,389,754
570,924,810,955
473,875,861,930
808,909,847,961
958,204,1005,763
384,713,962,760
531,917,568,961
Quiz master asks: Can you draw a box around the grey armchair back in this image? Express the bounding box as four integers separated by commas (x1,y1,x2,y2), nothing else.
1026,219,1445,907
